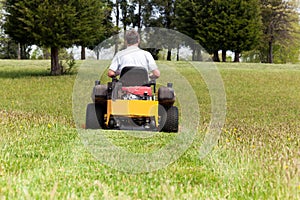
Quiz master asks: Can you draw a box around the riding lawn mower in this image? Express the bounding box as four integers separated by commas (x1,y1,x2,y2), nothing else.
85,67,178,132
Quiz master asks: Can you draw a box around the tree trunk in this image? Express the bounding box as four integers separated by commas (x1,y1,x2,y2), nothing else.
17,43,21,60
6,42,10,58
212,51,220,62
95,48,100,60
234,51,240,62
114,0,120,55
167,48,172,61
50,47,62,75
20,44,26,59
123,27,127,47
176,45,179,61
114,35,119,55
195,48,202,61
222,50,226,62
137,2,141,34
268,41,273,63
192,43,201,61
192,48,196,61
81,46,86,60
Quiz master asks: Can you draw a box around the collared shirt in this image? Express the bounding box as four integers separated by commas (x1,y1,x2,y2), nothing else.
109,46,158,73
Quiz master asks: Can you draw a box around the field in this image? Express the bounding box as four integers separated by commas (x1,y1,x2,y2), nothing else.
0,60,299,199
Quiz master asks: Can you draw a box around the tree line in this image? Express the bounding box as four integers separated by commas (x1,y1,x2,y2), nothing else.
0,0,299,75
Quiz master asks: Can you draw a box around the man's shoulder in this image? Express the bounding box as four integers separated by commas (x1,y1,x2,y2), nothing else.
115,46,153,59
116,46,141,56
139,49,152,56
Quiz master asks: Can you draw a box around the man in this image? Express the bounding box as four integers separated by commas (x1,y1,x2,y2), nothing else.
108,30,160,79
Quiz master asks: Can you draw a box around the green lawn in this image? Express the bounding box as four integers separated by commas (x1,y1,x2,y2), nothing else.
0,60,299,199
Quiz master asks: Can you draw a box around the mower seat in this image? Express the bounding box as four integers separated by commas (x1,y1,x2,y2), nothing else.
120,67,149,87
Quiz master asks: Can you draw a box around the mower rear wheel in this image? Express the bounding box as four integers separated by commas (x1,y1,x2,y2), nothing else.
161,106,178,132
85,103,105,129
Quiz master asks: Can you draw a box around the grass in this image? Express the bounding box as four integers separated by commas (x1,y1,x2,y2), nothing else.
0,60,299,199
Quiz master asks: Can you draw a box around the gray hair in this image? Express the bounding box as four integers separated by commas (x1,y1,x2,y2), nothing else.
125,30,140,45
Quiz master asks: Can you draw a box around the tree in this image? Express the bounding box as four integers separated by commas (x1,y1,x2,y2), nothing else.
174,0,202,61
260,0,299,63
132,0,147,32
152,0,176,60
76,0,115,60
110,0,163,57
0,35,17,59
1,0,33,59
89,1,116,59
3,0,109,75
113,0,121,54
226,0,262,62
113,0,176,60
192,0,262,62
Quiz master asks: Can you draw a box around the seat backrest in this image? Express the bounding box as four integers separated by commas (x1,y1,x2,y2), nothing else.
120,67,149,86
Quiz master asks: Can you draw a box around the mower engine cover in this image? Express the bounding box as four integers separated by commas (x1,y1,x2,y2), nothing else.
92,84,107,103
122,86,152,96
158,86,176,106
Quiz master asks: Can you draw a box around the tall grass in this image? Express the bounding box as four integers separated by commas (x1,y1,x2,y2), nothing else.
0,60,299,199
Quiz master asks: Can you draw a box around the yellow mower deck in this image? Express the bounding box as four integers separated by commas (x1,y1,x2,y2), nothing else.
105,99,159,127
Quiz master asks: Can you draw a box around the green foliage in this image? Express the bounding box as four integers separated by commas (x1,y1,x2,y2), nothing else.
240,50,262,63
75,0,115,48
259,0,300,63
1,0,300,63
4,1,77,48
174,0,196,38
272,40,300,64
62,55,77,75
174,0,203,61
151,0,175,28
3,0,111,74
192,0,262,58
3,0,35,45
174,0,299,63
0,36,18,59
30,48,43,60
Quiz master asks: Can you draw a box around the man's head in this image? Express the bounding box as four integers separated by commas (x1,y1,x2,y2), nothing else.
125,30,140,46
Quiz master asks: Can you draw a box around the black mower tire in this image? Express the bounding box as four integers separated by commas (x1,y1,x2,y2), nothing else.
161,106,178,132
158,104,167,131
85,103,105,129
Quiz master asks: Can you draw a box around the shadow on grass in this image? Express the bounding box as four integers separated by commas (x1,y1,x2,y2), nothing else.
0,69,77,78
0,69,50,78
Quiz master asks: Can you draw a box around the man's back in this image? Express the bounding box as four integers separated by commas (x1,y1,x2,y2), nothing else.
108,29,160,79
111,46,157,73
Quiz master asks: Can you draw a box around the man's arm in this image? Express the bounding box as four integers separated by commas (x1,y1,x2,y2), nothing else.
108,53,120,78
145,51,160,79
108,69,116,78
149,69,160,79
